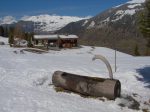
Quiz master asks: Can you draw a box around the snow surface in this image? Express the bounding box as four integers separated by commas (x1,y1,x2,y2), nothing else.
102,17,110,23
114,0,145,8
127,0,145,4
59,35,79,39
14,38,28,47
82,20,88,26
114,4,124,8
34,35,58,39
112,9,136,22
128,4,141,8
34,35,79,40
21,14,88,32
0,36,9,44
0,15,89,32
0,16,17,25
88,21,95,29
0,36,150,112
112,0,145,22
124,9,136,15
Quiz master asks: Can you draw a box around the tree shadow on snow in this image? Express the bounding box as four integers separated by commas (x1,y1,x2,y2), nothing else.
136,66,150,88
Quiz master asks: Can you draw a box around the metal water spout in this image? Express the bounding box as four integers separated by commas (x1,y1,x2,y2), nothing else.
92,55,113,79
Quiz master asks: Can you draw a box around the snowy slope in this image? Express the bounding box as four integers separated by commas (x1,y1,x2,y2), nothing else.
111,0,145,22
0,16,17,25
111,0,145,21
0,36,9,44
127,0,145,4
21,14,88,32
0,36,150,112
0,15,88,32
83,0,146,28
58,0,146,41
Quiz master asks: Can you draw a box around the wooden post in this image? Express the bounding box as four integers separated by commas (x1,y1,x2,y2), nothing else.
115,49,117,72
52,71,121,100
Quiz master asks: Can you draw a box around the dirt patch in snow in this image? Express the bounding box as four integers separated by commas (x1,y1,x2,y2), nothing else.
118,95,140,110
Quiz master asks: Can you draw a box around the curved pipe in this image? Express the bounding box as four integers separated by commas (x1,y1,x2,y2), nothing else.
92,55,113,79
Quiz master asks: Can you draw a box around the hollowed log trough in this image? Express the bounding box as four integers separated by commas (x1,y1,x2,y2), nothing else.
52,55,121,100
52,71,121,100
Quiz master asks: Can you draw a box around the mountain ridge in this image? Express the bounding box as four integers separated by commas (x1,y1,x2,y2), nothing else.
0,14,89,32
57,0,148,55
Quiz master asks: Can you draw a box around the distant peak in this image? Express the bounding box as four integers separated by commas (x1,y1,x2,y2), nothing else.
0,16,17,25
127,0,145,4
18,14,88,32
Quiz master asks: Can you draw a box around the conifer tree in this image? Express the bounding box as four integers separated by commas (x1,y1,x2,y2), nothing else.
27,33,33,47
4,27,9,37
8,27,14,46
139,0,150,48
0,26,4,36
134,44,140,56
145,47,149,56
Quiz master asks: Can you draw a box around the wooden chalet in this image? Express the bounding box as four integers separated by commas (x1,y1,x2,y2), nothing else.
33,34,79,48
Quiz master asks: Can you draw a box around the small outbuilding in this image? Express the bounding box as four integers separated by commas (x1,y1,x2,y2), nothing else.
33,34,79,48
13,38,28,47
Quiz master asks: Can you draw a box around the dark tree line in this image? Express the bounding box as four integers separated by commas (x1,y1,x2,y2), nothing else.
0,26,10,37
139,0,150,55
0,25,33,47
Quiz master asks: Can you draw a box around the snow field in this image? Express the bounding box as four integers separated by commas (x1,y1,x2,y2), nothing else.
0,37,150,112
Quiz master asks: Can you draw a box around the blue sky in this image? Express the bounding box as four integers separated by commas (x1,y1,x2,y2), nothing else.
0,0,129,18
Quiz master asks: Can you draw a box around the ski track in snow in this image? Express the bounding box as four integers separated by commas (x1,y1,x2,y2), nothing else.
0,36,150,112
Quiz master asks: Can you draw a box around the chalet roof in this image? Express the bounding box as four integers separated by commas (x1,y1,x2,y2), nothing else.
59,35,79,39
34,34,79,40
34,35,58,39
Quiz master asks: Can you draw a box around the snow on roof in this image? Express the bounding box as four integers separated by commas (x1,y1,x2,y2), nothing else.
34,35,78,40
34,35,58,39
58,35,68,39
59,35,79,39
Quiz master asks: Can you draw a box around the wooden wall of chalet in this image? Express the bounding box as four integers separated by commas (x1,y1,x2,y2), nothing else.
59,39,78,48
33,38,78,48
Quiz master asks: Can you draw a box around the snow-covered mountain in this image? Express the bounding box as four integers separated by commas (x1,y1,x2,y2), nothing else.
94,0,146,24
92,0,145,26
0,16,17,25
59,0,145,30
20,14,88,32
57,0,147,55
0,14,88,32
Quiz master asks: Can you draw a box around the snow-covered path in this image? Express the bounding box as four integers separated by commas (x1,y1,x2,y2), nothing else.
0,37,150,112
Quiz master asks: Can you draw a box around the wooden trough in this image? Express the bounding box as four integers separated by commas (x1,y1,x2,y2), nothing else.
52,55,121,100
